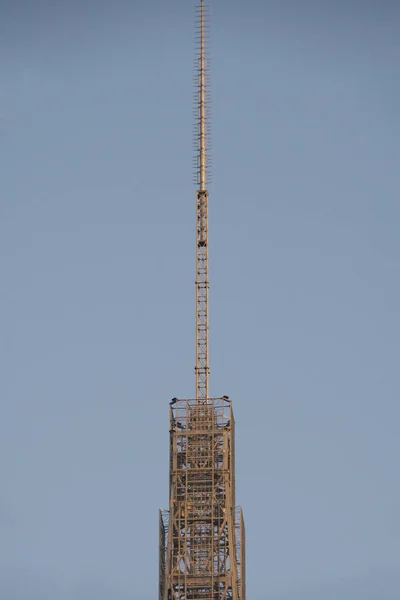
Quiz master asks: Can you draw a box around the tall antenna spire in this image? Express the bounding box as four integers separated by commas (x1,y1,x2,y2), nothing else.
194,0,211,401
159,6,246,600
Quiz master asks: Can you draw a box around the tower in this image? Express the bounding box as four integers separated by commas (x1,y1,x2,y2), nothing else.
159,3,246,600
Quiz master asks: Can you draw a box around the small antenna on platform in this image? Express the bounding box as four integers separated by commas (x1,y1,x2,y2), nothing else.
194,0,211,401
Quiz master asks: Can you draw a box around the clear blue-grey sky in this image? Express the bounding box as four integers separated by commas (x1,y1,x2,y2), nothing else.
1,0,400,598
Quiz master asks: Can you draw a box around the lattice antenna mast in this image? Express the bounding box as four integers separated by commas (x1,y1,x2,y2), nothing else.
159,7,246,600
194,0,211,401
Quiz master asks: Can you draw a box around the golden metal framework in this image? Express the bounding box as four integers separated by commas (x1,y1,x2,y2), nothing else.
160,398,245,600
159,4,245,600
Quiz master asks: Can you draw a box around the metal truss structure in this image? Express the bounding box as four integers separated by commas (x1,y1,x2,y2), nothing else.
159,2,245,600
194,0,211,400
160,398,245,600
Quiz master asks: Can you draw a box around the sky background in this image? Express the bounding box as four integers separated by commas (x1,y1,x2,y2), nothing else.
1,0,400,598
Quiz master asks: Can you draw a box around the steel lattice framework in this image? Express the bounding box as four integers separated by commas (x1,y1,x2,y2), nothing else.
195,187,209,400
194,0,211,400
159,3,245,600
160,399,245,600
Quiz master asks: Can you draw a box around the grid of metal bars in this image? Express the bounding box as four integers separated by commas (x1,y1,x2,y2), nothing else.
196,189,210,400
159,398,245,600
